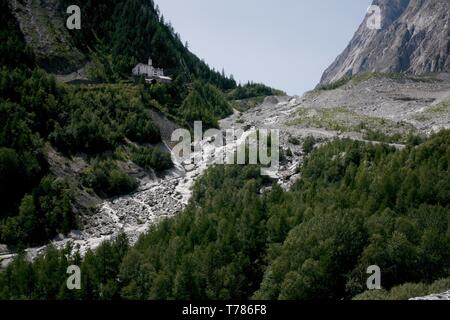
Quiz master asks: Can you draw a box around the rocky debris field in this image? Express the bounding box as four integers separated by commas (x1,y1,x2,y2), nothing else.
222,74,450,152
2,73,450,275
306,74,450,135
0,155,193,267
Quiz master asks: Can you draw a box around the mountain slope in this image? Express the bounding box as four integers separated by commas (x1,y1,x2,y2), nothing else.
320,0,450,84
2,129,449,300
6,0,236,90
7,0,84,73
0,0,282,250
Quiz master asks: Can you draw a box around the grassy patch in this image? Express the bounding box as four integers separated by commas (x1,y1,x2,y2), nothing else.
316,76,353,91
227,83,285,100
428,101,450,113
354,277,450,300
414,114,431,122
287,106,417,143
317,72,441,91
287,106,357,131
414,101,450,122
230,96,266,112
288,106,409,132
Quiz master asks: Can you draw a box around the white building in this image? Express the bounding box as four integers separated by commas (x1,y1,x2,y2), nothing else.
132,58,172,83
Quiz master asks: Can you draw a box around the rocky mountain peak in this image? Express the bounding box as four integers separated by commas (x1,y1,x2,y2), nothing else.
320,0,450,84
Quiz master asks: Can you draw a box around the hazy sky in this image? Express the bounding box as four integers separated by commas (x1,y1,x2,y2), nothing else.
157,0,373,95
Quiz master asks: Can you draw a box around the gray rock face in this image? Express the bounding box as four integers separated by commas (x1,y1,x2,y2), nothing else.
320,0,450,84
7,0,85,73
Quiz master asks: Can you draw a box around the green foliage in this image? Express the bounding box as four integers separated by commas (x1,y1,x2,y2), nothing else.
0,0,35,68
180,81,232,129
131,146,173,172
0,69,72,246
58,0,236,90
0,67,163,244
86,47,123,83
317,72,440,91
288,136,301,145
302,136,316,154
405,133,425,146
354,277,450,300
49,85,161,154
0,0,242,248
2,0,449,301
0,147,41,216
256,131,450,299
1,68,162,154
428,101,450,113
0,176,74,246
2,0,237,132
119,165,273,300
2,130,449,300
288,106,416,140
228,83,285,100
316,76,353,91
81,159,138,198
230,96,265,113
0,234,129,300
363,129,403,144
123,113,160,145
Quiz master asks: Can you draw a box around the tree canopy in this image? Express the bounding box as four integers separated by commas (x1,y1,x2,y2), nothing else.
2,130,449,300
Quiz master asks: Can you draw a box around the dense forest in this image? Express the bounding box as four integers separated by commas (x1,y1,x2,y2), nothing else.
0,63,182,246
0,2,174,246
1,130,449,299
228,82,285,101
56,0,238,125
3,0,448,302
2,0,281,127
58,0,236,89
56,0,287,127
0,0,279,247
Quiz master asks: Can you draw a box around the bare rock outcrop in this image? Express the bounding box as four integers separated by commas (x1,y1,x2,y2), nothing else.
320,0,450,85
7,0,85,73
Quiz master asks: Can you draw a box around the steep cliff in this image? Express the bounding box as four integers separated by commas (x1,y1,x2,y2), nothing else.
7,0,85,73
320,0,450,84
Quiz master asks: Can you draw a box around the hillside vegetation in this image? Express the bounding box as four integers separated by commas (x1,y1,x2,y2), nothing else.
0,66,178,246
1,0,280,247
0,9,172,246
6,0,283,128
1,130,449,299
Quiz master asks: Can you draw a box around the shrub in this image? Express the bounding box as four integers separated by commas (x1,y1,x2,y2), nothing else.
302,136,316,154
0,176,74,246
131,146,173,172
181,81,232,129
288,136,301,145
82,159,138,198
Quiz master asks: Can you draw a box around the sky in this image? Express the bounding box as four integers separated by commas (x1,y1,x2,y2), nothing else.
157,0,373,95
